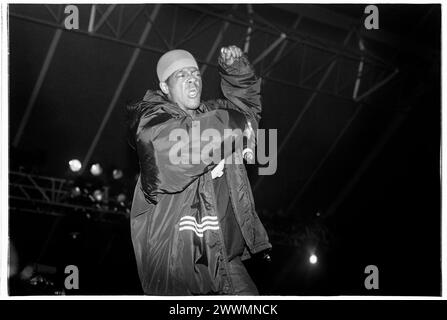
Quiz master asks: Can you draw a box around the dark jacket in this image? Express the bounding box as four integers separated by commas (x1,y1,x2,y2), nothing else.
129,55,271,295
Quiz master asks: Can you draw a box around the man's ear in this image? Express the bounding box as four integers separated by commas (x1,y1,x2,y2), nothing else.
159,82,169,95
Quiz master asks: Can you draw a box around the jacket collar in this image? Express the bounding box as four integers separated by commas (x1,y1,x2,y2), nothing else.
142,90,207,118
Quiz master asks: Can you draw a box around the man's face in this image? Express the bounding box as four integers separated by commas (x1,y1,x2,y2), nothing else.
164,66,202,112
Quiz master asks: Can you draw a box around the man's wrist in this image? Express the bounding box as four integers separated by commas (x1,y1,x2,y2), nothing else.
218,55,253,76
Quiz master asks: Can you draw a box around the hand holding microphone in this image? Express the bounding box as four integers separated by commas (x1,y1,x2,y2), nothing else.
243,121,255,164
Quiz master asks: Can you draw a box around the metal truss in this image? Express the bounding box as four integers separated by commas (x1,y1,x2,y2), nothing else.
10,4,401,215
10,4,397,147
10,4,395,84
9,171,311,247
9,171,129,223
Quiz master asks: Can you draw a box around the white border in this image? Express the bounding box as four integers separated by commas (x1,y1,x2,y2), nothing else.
0,0,444,301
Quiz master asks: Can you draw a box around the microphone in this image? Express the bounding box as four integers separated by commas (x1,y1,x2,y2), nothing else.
242,121,255,164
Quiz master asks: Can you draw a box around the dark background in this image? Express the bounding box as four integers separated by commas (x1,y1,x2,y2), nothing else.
8,4,441,295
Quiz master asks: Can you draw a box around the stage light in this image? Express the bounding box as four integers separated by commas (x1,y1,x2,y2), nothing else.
117,193,126,203
93,189,103,202
90,163,103,176
309,254,318,264
70,232,80,240
113,169,123,180
68,159,82,172
70,186,81,197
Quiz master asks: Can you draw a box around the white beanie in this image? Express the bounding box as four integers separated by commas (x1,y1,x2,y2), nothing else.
156,49,199,82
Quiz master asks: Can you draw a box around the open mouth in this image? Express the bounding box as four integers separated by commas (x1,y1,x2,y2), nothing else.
187,87,199,98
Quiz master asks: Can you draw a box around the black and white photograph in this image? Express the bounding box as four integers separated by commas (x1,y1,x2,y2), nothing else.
3,2,442,299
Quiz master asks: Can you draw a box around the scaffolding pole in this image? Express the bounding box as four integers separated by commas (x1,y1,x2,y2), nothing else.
13,28,63,147
254,29,354,192
81,4,161,173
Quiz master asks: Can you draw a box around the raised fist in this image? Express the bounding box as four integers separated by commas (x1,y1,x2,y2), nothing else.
220,45,243,66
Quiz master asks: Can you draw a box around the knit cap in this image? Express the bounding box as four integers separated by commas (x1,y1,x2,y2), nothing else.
156,49,199,82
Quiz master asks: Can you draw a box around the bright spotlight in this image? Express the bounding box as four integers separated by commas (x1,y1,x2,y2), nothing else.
113,169,123,180
69,159,82,172
117,193,127,203
90,163,103,176
71,186,81,197
309,254,318,264
93,189,103,202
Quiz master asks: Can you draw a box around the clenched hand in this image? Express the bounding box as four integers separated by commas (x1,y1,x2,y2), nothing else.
220,45,243,66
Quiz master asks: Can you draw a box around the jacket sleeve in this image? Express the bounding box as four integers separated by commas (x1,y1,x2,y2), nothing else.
217,54,262,130
136,108,246,204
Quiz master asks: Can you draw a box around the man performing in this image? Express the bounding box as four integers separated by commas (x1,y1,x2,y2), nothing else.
127,45,271,295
